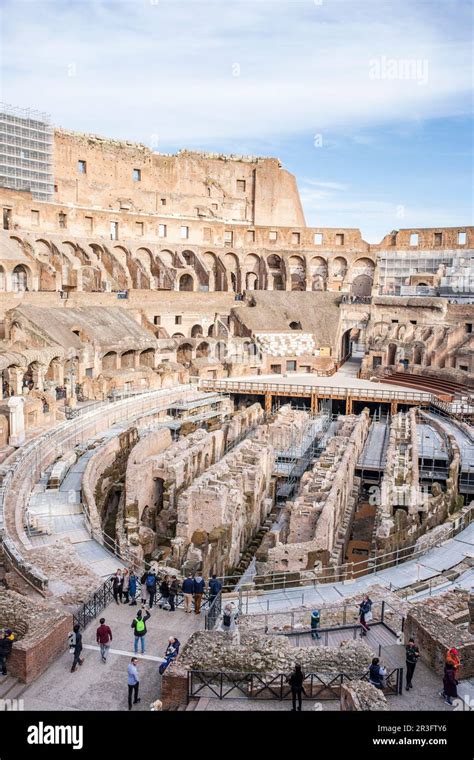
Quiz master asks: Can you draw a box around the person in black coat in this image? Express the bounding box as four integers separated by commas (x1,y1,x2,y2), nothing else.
159,576,170,609
287,663,305,711
0,633,13,676
112,569,123,604
71,624,84,673
441,663,458,705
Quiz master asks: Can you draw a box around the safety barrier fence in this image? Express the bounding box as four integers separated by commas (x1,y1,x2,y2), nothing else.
187,666,403,701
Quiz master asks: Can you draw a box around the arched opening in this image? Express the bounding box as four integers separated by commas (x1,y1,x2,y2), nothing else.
215,341,227,361
0,266,5,291
289,321,302,330
12,265,29,292
182,250,195,266
291,273,305,291
288,255,305,291
387,343,397,365
102,352,118,371
246,272,258,290
341,329,352,360
351,274,372,297
331,256,347,279
207,324,215,337
191,324,203,338
413,346,423,365
196,341,210,358
121,350,136,369
272,273,284,290
177,342,193,363
179,273,194,291
230,272,237,292
139,348,155,368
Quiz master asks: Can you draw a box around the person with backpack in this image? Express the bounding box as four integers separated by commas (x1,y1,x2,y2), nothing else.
0,631,13,676
129,572,138,606
359,595,372,636
96,617,113,663
219,602,239,642
310,609,321,640
287,664,305,711
169,576,179,612
159,575,170,610
145,571,157,609
158,637,181,675
193,572,205,615
368,657,387,689
70,623,84,673
112,569,123,605
208,574,222,607
131,609,151,654
182,573,194,613
405,638,420,690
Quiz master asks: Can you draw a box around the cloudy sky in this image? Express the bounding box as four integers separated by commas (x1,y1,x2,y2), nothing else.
1,0,472,241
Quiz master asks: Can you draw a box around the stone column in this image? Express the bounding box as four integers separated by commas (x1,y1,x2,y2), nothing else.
8,396,25,447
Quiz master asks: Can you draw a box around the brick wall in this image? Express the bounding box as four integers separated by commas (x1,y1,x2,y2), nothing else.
8,613,72,684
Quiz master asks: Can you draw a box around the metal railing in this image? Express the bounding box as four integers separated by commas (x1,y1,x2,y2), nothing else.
205,591,222,630
199,378,432,403
187,667,403,701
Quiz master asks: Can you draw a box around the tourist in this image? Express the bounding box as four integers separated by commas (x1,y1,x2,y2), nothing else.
140,571,148,605
310,609,321,640
169,575,179,612
122,569,130,604
405,637,420,690
193,572,205,615
0,631,13,676
368,657,387,690
127,657,141,710
70,623,84,673
182,573,195,613
96,617,113,664
445,647,460,676
158,636,181,675
218,602,239,642
440,662,458,706
287,663,305,711
112,569,123,605
208,574,222,607
129,571,138,606
131,608,151,654
358,595,372,636
159,575,170,610
144,569,157,609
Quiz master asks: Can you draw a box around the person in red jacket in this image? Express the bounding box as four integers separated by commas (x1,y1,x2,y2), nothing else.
96,617,113,663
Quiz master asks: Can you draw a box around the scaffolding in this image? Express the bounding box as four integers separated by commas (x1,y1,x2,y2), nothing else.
274,411,331,501
0,103,54,201
377,249,474,298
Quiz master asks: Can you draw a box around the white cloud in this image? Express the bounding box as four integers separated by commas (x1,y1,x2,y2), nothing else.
1,0,472,148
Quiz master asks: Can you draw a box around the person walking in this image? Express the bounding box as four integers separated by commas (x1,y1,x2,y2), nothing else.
70,624,84,673
112,569,123,605
0,631,13,676
445,647,460,676
96,617,113,663
140,571,148,606
182,573,194,613
169,575,178,612
145,570,157,609
208,574,222,607
159,575,170,610
440,662,458,706
287,664,305,711
310,609,321,640
193,572,205,615
122,569,130,604
358,595,372,636
131,609,151,655
127,657,141,710
368,657,387,690
129,571,138,606
405,637,420,690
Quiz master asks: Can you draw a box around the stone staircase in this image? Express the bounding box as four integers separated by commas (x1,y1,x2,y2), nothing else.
0,674,27,703
231,517,274,583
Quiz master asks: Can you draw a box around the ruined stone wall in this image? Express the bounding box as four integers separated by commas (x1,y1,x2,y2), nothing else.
405,601,474,678
340,681,389,711
173,436,274,575
375,410,461,555
260,411,370,573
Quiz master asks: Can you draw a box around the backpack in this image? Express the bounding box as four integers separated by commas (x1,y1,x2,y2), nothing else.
146,573,155,588
223,612,231,628
135,618,145,633
68,631,76,652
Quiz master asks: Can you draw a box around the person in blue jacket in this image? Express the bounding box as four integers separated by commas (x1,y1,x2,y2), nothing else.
310,609,321,640
129,572,138,605
182,573,195,613
208,574,222,607
193,573,206,615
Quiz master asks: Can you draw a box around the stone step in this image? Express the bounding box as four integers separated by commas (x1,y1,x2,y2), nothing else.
0,676,24,700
